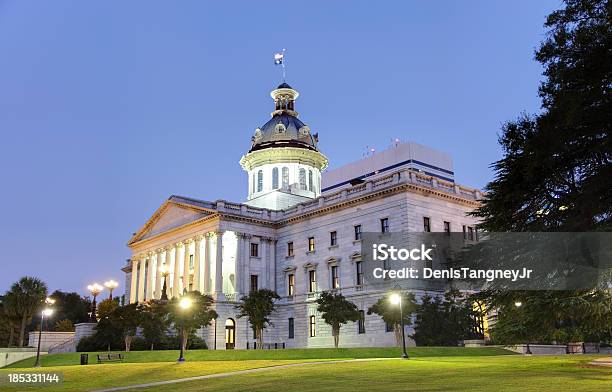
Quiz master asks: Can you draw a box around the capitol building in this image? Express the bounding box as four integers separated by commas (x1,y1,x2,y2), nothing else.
121,82,481,349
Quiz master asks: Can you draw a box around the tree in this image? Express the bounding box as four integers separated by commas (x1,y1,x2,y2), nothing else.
7,277,48,347
0,293,21,347
48,290,91,325
470,0,612,344
168,291,217,353
235,289,280,348
138,300,170,350
94,298,120,352
315,291,360,348
54,319,74,332
367,292,417,346
111,303,141,352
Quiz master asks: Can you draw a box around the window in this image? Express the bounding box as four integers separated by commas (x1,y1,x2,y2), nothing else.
253,326,257,339
299,168,307,190
463,225,467,239
331,266,339,289
381,218,389,233
282,167,289,188
309,270,316,293
468,226,475,240
358,310,366,334
356,261,364,286
330,231,337,246
189,254,194,270
309,315,316,337
250,243,259,257
250,275,258,292
444,221,451,235
354,225,362,241
287,241,294,257
288,318,295,339
288,274,295,296
308,170,313,191
423,217,431,232
257,170,263,192
308,237,315,252
385,321,394,333
272,167,279,189
252,173,256,193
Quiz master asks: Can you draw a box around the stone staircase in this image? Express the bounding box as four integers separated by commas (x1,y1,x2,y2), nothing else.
48,336,76,354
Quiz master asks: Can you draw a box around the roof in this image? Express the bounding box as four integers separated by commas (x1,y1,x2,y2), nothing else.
249,113,318,152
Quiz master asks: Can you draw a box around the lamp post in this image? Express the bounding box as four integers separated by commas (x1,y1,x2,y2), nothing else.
390,293,409,359
514,300,532,355
178,296,192,362
87,283,103,322
34,298,55,367
104,280,118,300
159,264,170,301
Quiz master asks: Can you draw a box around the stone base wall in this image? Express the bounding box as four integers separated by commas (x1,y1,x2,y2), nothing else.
27,332,74,352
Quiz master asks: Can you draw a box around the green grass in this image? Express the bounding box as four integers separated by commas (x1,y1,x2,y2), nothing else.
126,356,612,392
6,347,512,368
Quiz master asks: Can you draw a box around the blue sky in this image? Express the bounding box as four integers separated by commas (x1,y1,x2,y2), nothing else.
0,1,560,296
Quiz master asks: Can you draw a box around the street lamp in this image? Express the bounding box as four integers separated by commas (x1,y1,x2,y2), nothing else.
390,293,409,359
159,264,170,301
104,280,119,300
514,300,531,355
87,283,103,322
34,298,55,367
178,296,192,362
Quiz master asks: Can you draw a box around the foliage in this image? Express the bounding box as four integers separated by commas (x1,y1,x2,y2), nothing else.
315,291,360,348
235,289,280,348
168,291,217,352
5,276,48,347
412,292,483,346
367,292,417,346
111,303,142,351
138,300,170,350
48,290,91,325
97,298,119,319
54,319,75,332
0,294,21,347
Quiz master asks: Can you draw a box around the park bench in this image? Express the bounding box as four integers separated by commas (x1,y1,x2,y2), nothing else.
97,353,124,364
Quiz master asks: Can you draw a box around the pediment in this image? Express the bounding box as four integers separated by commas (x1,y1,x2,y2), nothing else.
129,200,215,244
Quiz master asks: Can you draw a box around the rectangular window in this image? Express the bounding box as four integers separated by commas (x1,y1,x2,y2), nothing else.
250,243,259,257
331,265,340,289
288,318,295,339
189,254,194,270
309,270,316,293
444,221,451,235
253,327,257,339
354,225,362,241
463,225,467,239
308,237,315,252
381,218,389,233
330,231,337,246
385,321,394,333
288,274,295,296
287,241,294,257
250,275,258,292
356,261,364,286
468,226,475,241
309,315,316,337
423,217,431,232
358,310,366,334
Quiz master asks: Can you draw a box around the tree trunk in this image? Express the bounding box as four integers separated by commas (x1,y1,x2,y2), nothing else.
333,326,340,348
150,343,154,351
181,328,188,352
18,314,27,347
394,324,402,347
256,328,263,349
125,335,132,352
7,322,14,348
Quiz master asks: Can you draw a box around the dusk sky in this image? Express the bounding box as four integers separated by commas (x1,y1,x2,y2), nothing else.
0,1,559,296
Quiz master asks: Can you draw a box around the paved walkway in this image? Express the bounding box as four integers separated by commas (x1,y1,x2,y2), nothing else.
589,357,612,367
90,358,397,392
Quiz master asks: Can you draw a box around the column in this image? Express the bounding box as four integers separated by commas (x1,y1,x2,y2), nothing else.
182,240,191,292
155,249,163,299
261,237,268,289
235,233,244,295
270,238,277,291
138,255,146,302
193,235,202,292
146,252,155,301
242,234,251,295
204,233,211,294
173,243,181,297
129,259,138,303
215,231,224,298
164,246,172,298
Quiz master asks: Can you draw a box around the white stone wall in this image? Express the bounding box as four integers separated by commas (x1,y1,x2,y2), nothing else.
28,332,74,351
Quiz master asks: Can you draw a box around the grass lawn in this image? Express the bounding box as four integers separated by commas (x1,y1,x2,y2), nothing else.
5,347,513,368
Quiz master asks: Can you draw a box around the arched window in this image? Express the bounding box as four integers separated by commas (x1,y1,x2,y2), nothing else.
252,173,256,194
272,167,279,189
282,167,289,189
299,168,307,190
308,170,313,191
257,170,263,192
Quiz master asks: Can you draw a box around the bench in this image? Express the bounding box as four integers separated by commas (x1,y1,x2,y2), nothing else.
97,353,124,363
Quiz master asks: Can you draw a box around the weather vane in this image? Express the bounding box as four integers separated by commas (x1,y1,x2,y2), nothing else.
274,49,286,82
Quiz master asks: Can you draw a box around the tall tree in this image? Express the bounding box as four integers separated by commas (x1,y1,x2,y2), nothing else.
0,293,21,347
138,300,170,350
168,291,217,353
471,0,612,344
316,291,360,348
111,303,142,352
7,277,48,347
367,292,417,346
48,290,91,325
235,289,280,348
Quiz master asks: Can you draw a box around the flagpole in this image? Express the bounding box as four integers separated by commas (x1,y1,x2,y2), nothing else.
282,48,286,82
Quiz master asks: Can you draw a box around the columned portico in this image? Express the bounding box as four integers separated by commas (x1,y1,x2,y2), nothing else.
182,240,191,292
155,249,163,299
204,233,212,294
172,243,181,298
137,255,146,302
193,235,203,292
146,252,155,301
214,231,224,299
129,259,138,303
